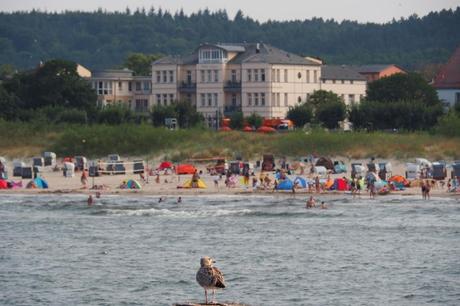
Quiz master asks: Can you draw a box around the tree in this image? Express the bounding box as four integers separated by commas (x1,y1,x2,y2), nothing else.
229,112,244,129
97,104,134,125
245,113,263,128
286,104,313,128
366,73,440,106
0,85,19,120
150,104,176,127
123,53,163,76
307,90,342,109
3,59,97,114
315,100,346,129
173,100,203,128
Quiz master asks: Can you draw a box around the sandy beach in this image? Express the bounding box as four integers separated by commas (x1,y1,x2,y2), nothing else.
1,157,458,199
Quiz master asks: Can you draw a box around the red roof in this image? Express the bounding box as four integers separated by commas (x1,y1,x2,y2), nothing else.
433,46,460,89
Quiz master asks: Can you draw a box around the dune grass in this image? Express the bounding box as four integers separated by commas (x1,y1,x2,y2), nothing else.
1,121,459,160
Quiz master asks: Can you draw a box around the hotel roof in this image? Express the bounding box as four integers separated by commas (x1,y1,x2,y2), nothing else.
433,46,460,89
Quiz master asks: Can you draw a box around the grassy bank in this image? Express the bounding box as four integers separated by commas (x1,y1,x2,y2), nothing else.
1,121,459,160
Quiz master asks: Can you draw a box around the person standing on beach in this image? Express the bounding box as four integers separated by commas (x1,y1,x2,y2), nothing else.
81,170,88,188
425,180,431,200
421,181,427,200
315,176,320,193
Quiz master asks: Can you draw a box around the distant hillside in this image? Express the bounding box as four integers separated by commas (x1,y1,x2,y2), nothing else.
0,7,459,70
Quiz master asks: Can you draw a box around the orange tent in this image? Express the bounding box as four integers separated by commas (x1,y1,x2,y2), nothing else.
176,164,197,175
257,126,277,133
388,175,410,187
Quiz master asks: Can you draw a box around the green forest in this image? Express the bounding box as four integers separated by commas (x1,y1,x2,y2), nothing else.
0,7,459,71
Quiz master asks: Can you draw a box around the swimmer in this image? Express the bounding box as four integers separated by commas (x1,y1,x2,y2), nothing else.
306,196,315,209
158,197,163,203
96,192,101,199
87,195,93,206
177,197,182,203
320,201,327,209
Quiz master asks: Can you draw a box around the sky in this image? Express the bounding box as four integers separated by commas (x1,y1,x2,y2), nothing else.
1,0,459,23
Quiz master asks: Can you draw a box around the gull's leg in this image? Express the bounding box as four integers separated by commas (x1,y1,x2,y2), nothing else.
205,289,208,304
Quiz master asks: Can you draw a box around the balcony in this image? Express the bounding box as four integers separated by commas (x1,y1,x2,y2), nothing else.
179,82,196,93
223,105,242,116
224,81,242,93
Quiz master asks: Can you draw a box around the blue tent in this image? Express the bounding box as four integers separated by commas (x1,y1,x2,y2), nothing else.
34,177,48,189
293,177,307,188
276,179,293,190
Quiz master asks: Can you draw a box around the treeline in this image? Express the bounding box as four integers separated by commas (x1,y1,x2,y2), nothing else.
0,7,459,70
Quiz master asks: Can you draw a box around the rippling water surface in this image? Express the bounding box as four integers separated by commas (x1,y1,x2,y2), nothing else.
1,194,459,306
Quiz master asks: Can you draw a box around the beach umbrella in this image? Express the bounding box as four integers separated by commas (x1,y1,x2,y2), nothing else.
242,126,254,132
219,126,232,132
257,126,277,133
276,179,294,190
126,179,142,189
293,177,307,188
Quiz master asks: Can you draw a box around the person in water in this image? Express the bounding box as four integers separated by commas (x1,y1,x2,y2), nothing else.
87,195,93,206
177,197,182,203
306,196,316,208
320,201,327,209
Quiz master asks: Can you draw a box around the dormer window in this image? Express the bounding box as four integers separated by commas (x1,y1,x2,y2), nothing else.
199,48,227,64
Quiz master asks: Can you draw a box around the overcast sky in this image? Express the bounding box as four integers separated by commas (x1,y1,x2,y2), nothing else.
1,0,459,23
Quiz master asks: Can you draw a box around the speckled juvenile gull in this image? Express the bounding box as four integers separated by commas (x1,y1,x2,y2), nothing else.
196,256,226,304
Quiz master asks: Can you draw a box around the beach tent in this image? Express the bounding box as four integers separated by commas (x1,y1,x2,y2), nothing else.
314,166,328,176
0,180,7,189
176,164,197,175
324,179,334,189
27,177,48,189
388,175,409,187
126,179,142,189
332,178,349,191
158,161,173,170
315,157,334,170
180,179,207,189
276,179,293,190
64,162,75,177
293,177,307,188
242,126,254,132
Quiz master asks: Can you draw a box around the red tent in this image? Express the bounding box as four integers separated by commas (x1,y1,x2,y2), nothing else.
176,164,197,175
0,180,8,189
257,126,277,133
219,126,232,132
242,126,254,132
158,161,173,170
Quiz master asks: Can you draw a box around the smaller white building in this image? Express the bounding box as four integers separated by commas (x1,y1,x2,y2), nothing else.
433,46,460,108
320,65,367,105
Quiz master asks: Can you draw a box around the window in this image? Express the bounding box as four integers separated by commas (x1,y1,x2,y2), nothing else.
201,70,205,83
207,70,212,83
341,94,345,101
254,69,259,82
322,79,326,83
284,93,288,106
313,70,318,83
136,82,141,91
272,69,276,82
277,69,280,83
231,70,237,82
332,80,336,84
284,69,288,82
162,71,167,83
143,81,150,91
207,93,212,107
231,94,237,106
214,70,219,82
341,80,345,84
186,94,192,103
169,94,174,103
349,94,355,104
306,70,310,83
272,93,276,106
156,94,161,106
277,93,281,107
97,81,112,95
254,93,259,106
201,94,206,107
187,70,192,84
297,72,302,79
128,81,132,91
456,92,460,103
156,71,161,83
306,93,310,101
163,94,168,106
169,71,174,83
247,93,252,106
247,69,252,82
298,96,302,103
213,93,218,106
118,82,122,90
261,93,266,106
350,80,354,84
261,69,265,82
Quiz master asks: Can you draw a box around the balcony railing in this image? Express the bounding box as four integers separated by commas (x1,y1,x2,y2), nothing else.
178,82,197,93
224,105,242,115
224,81,242,92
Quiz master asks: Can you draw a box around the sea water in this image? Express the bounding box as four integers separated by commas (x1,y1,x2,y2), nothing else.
0,194,459,306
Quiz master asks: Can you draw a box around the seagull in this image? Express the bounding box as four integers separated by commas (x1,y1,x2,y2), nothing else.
196,256,226,304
